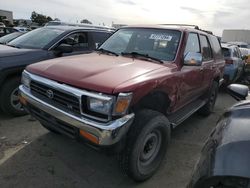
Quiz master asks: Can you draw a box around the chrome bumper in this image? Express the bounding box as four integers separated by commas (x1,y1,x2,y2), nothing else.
19,85,134,146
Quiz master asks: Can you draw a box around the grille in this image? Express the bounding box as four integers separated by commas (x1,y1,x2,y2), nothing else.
30,81,81,115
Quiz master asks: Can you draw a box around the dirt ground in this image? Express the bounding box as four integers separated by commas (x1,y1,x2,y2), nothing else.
0,92,236,188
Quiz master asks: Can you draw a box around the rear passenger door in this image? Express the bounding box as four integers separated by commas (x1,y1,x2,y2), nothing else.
199,34,214,90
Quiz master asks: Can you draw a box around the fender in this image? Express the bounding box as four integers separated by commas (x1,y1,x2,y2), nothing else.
189,101,250,187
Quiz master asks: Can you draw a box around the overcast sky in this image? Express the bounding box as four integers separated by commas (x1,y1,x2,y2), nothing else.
1,0,249,35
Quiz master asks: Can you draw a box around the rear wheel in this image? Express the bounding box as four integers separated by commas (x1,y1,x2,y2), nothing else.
198,81,219,116
0,77,27,116
119,109,170,182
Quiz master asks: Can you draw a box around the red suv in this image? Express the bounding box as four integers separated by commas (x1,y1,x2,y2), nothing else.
19,24,225,181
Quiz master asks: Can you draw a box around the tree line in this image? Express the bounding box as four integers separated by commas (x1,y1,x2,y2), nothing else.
30,11,92,26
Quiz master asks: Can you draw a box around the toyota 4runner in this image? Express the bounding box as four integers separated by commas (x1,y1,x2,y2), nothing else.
19,24,225,181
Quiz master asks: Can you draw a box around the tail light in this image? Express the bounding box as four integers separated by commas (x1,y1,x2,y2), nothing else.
225,59,233,64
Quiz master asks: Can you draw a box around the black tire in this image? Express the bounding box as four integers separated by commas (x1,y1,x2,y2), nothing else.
0,77,27,116
198,81,219,116
119,109,171,182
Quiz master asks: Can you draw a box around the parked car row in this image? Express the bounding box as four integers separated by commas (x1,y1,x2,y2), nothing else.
1,22,250,186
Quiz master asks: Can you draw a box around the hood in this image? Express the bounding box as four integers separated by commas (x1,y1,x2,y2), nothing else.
0,44,38,58
0,44,49,69
27,53,172,94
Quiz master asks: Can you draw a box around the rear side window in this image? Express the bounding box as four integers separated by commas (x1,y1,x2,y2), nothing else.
184,33,200,55
200,35,213,61
222,48,231,57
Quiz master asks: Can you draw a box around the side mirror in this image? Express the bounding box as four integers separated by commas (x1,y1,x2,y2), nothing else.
184,52,202,66
55,44,73,54
95,43,101,49
227,84,249,101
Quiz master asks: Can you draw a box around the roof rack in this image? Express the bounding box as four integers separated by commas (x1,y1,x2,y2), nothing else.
45,21,116,31
160,24,213,35
160,24,200,29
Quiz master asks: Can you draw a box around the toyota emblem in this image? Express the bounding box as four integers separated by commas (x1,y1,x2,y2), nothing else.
46,90,54,99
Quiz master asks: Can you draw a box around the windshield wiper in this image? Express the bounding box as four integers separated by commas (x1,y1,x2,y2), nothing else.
121,52,164,64
6,44,20,48
96,48,118,56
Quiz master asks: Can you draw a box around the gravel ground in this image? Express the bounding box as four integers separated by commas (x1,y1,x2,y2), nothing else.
0,92,236,188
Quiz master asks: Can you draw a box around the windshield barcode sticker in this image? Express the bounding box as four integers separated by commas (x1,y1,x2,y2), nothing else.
149,34,173,41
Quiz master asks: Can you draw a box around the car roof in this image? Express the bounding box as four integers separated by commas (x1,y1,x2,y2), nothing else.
121,24,214,35
44,25,114,32
221,43,238,49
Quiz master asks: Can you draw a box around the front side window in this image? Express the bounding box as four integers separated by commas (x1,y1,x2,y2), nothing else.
58,32,89,51
184,33,200,55
9,27,64,49
100,28,181,61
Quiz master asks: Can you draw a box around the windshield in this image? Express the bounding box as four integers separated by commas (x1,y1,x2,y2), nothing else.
100,28,181,61
0,32,23,44
8,27,64,49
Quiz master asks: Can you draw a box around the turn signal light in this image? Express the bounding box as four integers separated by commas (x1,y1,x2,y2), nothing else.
79,130,99,145
19,96,27,105
115,98,130,114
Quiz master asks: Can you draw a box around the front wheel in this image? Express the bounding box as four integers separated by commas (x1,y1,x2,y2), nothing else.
119,109,170,182
0,77,27,116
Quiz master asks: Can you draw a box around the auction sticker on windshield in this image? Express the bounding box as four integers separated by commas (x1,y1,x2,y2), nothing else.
149,34,173,41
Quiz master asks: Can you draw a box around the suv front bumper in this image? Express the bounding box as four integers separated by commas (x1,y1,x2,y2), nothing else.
19,85,134,146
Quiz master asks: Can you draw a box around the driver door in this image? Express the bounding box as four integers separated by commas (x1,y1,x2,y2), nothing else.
177,33,204,108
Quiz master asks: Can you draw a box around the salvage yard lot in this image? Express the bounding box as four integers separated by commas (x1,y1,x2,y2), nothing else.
0,92,235,188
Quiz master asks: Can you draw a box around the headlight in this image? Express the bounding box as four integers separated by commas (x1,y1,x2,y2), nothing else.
113,93,132,115
88,97,113,115
21,70,31,88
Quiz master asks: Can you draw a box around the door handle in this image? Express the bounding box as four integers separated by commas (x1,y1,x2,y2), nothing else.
199,67,204,71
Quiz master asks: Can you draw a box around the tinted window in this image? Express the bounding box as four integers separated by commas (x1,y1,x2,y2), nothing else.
9,28,64,49
92,32,111,48
101,28,181,61
200,35,213,61
0,32,23,44
222,48,231,57
184,33,200,55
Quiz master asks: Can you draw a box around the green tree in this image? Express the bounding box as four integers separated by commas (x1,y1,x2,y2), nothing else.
80,19,92,24
30,11,53,26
